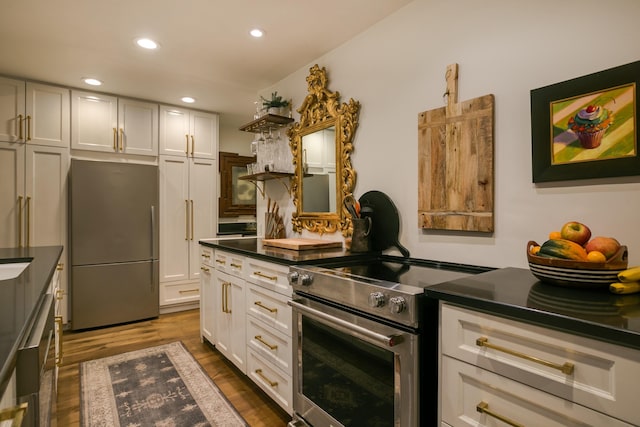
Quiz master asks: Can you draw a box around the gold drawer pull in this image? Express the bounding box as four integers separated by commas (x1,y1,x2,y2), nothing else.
0,402,28,426
178,288,199,294
200,266,210,272
55,316,63,366
57,263,64,271
56,289,65,300
254,301,277,313
230,263,242,269
476,336,574,375
202,253,211,258
216,259,226,265
476,401,524,427
255,335,278,350
255,369,278,387
254,271,277,281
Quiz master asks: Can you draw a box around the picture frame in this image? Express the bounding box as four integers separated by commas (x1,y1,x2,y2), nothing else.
219,152,257,217
531,61,639,183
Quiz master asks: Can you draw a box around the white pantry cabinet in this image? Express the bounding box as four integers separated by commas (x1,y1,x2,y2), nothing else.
0,142,69,324
159,155,216,310
159,105,217,159
439,303,640,426
71,91,158,156
0,77,69,147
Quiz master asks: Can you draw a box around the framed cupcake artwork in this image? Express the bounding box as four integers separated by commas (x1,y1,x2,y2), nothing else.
531,60,639,183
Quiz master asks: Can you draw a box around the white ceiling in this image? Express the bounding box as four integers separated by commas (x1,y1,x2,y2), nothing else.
0,0,412,128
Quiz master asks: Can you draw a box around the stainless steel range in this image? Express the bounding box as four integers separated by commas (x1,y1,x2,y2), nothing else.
287,258,488,427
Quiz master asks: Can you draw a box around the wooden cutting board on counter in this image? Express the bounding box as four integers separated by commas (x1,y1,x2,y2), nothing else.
418,63,494,232
262,238,342,251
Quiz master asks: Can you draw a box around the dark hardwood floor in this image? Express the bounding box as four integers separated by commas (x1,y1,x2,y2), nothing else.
56,309,291,426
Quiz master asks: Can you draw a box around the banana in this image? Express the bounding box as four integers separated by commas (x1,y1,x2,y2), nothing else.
610,281,640,295
617,266,640,283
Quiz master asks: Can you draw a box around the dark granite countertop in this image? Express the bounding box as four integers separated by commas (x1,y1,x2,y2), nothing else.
426,267,640,351
199,237,376,266
0,245,63,398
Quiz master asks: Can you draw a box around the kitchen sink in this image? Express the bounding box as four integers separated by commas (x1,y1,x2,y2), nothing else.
0,261,31,280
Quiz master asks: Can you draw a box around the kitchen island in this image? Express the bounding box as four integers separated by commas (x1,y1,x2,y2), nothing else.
0,246,62,403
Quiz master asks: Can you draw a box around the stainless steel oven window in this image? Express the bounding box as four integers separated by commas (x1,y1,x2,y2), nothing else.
290,297,419,427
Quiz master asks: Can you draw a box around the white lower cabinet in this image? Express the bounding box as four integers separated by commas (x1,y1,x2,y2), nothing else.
199,244,293,414
439,303,640,426
215,269,246,373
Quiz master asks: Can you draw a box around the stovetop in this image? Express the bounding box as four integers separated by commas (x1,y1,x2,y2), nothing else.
289,257,491,328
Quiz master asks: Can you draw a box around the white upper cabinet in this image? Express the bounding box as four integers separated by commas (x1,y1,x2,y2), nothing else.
26,83,70,147
0,77,69,147
159,105,217,159
71,90,158,156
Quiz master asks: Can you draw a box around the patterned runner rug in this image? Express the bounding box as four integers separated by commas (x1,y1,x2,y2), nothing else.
80,341,247,427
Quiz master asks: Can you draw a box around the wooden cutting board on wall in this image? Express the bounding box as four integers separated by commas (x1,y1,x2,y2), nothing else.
418,63,495,232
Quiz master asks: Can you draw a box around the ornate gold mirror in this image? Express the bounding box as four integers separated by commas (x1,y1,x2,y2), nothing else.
287,64,360,235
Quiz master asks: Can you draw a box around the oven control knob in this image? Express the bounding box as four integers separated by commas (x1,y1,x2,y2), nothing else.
389,296,407,314
299,273,313,286
368,292,386,308
288,271,299,285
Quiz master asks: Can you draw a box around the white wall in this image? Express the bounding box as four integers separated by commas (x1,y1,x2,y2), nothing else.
259,0,640,268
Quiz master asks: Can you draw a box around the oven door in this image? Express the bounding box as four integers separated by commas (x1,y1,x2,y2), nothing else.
289,295,419,427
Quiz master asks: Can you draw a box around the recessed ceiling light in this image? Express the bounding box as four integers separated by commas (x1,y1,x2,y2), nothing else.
249,28,264,38
181,97,195,104
136,38,159,49
82,78,102,86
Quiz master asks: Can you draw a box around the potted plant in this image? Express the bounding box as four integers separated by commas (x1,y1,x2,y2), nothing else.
261,91,289,115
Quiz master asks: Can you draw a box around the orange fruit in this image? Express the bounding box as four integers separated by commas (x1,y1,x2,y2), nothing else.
587,251,606,263
531,245,541,255
548,231,562,240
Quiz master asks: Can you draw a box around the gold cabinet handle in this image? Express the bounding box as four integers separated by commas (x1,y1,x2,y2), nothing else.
190,199,194,240
200,266,210,272
254,369,278,387
0,402,28,426
55,316,64,366
476,401,524,427
476,336,575,375
190,135,195,156
254,301,277,313
215,259,226,265
221,282,231,313
17,196,23,247
230,262,242,269
185,134,189,155
221,281,226,312
178,288,199,294
26,115,32,141
56,289,65,300
18,114,24,140
254,271,277,281
255,335,277,350
202,253,211,259
185,199,189,240
57,263,64,271
25,196,31,247
113,127,117,150
119,128,124,151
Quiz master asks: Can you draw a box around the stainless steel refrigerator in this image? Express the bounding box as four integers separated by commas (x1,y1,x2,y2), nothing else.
70,159,159,330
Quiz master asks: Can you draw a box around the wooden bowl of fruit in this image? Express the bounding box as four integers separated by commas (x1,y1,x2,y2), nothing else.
527,240,628,288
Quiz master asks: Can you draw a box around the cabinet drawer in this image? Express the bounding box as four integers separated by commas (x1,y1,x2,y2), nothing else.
245,258,291,297
200,246,214,267
246,282,292,338
160,281,200,306
213,250,244,277
441,303,640,424
247,348,293,415
442,356,634,427
247,316,292,376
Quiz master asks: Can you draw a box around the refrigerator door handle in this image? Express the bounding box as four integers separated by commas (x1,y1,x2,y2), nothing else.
150,205,156,258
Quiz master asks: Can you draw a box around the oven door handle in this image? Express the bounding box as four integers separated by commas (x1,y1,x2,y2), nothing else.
288,299,402,347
